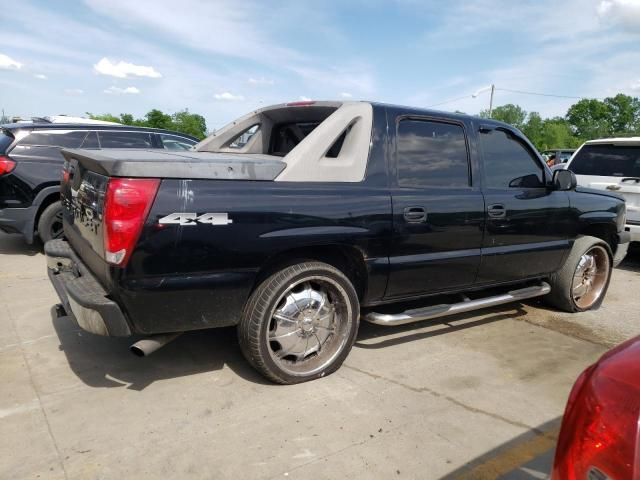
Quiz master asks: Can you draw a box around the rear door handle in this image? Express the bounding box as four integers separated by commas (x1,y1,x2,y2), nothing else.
403,206,427,223
487,203,506,218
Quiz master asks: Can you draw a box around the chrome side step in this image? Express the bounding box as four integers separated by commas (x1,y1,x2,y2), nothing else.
364,282,551,326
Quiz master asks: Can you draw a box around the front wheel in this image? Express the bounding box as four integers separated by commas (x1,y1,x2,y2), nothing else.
238,261,360,384
546,236,612,312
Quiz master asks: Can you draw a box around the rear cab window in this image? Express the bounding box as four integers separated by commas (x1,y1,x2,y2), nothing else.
569,144,640,177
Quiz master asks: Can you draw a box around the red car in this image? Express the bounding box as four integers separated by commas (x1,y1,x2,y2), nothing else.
553,336,640,479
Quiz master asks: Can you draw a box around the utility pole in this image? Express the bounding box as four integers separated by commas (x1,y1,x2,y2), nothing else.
488,84,495,118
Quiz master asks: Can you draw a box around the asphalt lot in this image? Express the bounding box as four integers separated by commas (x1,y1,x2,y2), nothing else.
1,232,638,480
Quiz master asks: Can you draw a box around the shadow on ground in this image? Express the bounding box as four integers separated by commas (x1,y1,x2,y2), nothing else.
617,243,640,273
0,232,41,256
51,306,271,390
442,417,561,479
355,304,528,350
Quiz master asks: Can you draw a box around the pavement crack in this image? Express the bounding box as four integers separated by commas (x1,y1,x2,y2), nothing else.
343,364,541,434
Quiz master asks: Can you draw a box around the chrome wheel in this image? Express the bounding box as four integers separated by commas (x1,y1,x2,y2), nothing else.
571,245,610,309
267,276,353,377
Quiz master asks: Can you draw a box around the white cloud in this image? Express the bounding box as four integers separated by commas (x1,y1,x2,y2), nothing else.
93,57,161,78
34,73,47,80
298,96,312,101
598,0,640,29
340,92,353,98
104,85,140,95
214,92,245,101
0,53,22,70
248,77,274,86
631,79,640,91
64,88,84,95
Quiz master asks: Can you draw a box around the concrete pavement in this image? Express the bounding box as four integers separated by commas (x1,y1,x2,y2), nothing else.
1,232,637,479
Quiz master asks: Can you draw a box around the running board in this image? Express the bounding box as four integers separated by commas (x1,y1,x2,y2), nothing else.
364,282,551,326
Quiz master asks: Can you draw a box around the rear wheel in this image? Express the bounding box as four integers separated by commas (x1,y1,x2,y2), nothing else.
546,236,612,312
238,261,360,384
37,201,64,243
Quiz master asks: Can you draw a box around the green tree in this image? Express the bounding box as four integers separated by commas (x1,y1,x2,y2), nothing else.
540,118,582,150
87,113,121,123
604,94,640,135
119,113,136,125
521,111,544,147
480,104,527,129
144,109,174,130
172,110,207,139
566,99,611,139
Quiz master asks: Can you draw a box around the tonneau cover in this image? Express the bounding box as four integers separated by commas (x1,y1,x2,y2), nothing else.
61,148,286,180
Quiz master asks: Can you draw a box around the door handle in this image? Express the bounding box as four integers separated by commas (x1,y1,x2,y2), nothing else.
403,206,427,223
487,203,506,218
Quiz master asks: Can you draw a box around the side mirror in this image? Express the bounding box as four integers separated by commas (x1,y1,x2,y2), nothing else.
552,169,577,191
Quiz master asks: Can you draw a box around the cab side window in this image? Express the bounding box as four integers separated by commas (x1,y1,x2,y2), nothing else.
19,130,87,148
396,119,470,188
98,131,152,148
480,129,544,189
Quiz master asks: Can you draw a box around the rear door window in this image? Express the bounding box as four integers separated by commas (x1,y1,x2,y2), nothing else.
19,130,87,148
396,119,470,188
98,131,153,148
569,145,640,177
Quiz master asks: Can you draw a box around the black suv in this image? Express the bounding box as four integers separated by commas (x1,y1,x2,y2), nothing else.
0,123,198,243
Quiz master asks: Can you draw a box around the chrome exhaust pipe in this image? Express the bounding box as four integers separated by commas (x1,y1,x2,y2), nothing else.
130,333,182,357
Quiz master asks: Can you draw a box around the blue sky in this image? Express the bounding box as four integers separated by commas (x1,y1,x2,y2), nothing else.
1,0,640,130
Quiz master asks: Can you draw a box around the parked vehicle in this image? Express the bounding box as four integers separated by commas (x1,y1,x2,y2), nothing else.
0,123,198,243
560,137,640,244
45,101,629,384
541,149,576,166
552,335,640,479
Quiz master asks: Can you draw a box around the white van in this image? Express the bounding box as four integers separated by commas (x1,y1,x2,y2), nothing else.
564,137,640,242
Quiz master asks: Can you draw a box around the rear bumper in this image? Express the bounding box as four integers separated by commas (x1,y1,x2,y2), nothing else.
0,206,36,243
614,231,631,268
624,222,640,243
45,239,131,337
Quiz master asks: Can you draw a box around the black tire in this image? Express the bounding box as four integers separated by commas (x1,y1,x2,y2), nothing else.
37,201,64,243
545,235,613,312
238,261,360,384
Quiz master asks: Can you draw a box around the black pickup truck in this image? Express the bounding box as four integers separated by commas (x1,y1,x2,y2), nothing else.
45,101,630,384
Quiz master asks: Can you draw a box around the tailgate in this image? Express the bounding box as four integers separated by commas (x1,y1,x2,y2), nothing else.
60,153,110,278
579,175,640,223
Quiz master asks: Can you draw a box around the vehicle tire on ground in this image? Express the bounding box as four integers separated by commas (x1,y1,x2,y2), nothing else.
545,235,613,313
37,201,64,243
238,261,360,384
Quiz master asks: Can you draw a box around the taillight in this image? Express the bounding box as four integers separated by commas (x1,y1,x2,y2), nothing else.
103,178,160,266
0,156,16,176
553,368,640,480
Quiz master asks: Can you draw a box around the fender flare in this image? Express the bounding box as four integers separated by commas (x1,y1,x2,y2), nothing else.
21,186,61,243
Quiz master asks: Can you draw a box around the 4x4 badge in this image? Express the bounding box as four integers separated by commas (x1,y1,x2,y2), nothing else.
158,213,233,226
